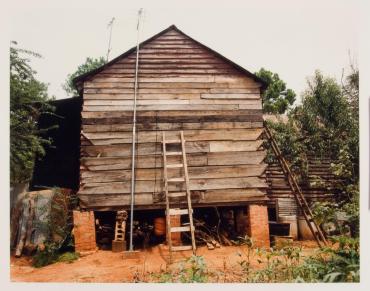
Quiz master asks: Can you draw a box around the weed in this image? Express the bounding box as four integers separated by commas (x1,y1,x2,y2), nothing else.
57,252,79,264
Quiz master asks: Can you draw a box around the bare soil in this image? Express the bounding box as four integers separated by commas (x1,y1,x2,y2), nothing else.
10,241,319,283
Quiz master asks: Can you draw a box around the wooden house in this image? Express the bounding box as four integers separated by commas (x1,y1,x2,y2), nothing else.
74,25,269,208
28,25,336,252
71,25,272,250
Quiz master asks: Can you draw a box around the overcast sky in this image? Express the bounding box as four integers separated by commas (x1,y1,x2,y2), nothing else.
9,0,358,101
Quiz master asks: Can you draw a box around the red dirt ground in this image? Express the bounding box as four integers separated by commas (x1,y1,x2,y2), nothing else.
10,241,319,283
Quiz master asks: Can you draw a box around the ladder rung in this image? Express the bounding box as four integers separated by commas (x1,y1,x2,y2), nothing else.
167,163,183,168
168,177,185,182
171,245,192,251
163,139,181,144
167,192,186,198
168,209,189,215
166,151,182,156
170,226,190,232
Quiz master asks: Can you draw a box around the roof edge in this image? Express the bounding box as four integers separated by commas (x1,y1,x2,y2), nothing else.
72,24,268,90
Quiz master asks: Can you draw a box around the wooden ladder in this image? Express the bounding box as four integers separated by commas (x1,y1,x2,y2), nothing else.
264,123,328,248
162,131,196,258
114,210,127,242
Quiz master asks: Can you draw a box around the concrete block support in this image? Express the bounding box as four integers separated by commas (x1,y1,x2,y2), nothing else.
247,204,270,248
73,210,97,253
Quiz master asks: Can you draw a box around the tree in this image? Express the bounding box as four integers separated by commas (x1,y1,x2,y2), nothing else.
268,68,359,237
63,57,106,96
255,68,296,114
10,41,54,184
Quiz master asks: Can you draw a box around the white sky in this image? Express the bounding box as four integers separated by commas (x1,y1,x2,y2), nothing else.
9,0,358,101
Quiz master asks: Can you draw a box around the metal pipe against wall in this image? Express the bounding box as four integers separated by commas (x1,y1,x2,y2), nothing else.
129,8,143,252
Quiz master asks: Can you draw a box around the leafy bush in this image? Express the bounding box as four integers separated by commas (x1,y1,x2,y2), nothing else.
179,255,208,283
32,242,60,268
151,255,208,283
57,252,80,264
32,243,79,268
293,236,359,282
10,42,55,184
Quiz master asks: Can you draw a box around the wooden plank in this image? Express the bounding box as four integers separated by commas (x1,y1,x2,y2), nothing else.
207,151,266,165
138,48,207,54
81,164,267,183
110,63,231,69
84,93,200,100
82,141,263,157
82,121,263,132
83,128,263,143
169,209,189,215
78,188,268,208
85,81,249,89
117,58,224,64
79,193,153,206
201,93,258,99
209,88,260,94
137,42,207,49
84,82,260,93
83,141,209,157
90,75,255,84
170,226,190,232
201,189,266,202
84,90,260,97
101,68,236,75
83,104,239,111
83,99,261,106
81,154,206,170
81,150,265,171
79,177,267,194
82,111,263,124
209,140,263,152
127,53,217,59
167,192,186,198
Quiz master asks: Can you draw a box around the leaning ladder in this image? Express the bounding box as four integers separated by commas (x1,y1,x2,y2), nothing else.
264,124,328,248
162,131,196,258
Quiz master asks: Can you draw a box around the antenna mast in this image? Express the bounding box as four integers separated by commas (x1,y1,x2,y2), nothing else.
106,17,115,62
129,8,143,252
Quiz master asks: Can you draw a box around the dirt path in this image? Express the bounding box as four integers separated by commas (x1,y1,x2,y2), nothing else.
11,241,319,283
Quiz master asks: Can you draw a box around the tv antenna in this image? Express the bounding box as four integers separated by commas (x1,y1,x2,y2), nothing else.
106,17,115,62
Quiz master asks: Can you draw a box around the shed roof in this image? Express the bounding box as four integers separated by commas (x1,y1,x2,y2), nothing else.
73,24,267,90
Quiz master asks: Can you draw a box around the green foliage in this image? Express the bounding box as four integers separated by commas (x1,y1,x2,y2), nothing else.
295,236,359,282
57,252,80,264
63,57,106,96
179,255,208,283
151,255,208,283
148,239,359,283
255,68,296,114
292,70,357,160
32,244,79,268
267,69,359,238
236,239,359,283
10,41,55,184
32,242,60,268
265,119,309,182
263,68,359,281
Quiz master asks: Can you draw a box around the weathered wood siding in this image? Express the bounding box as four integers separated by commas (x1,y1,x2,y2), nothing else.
266,155,335,217
78,28,267,210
